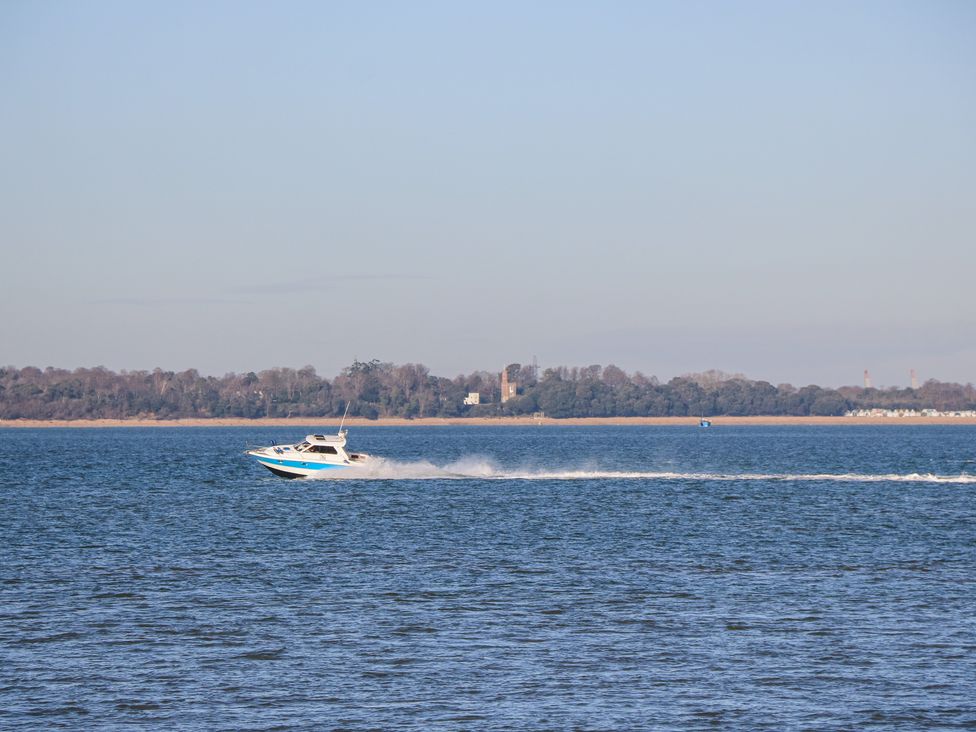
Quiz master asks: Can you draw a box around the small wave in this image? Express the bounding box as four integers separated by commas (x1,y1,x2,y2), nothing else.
312,457,976,484
238,648,286,661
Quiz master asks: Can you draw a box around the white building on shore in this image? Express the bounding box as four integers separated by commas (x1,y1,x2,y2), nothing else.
846,408,976,418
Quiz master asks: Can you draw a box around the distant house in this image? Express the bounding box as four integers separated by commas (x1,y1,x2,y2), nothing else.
845,408,976,418
463,392,481,405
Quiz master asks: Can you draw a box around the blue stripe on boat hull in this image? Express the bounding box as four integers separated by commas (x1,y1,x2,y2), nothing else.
256,457,348,471
252,456,350,478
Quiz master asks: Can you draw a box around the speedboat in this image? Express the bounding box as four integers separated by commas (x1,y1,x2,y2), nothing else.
246,429,371,478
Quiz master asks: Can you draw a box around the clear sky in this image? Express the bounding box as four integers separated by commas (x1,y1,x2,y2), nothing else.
2,1,974,387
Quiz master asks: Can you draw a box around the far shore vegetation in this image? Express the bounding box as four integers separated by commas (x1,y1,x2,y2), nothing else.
2,362,974,421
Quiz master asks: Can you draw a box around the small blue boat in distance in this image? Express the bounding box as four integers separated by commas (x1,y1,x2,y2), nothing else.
700,416,712,427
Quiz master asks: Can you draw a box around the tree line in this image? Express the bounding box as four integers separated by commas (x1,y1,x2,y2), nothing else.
0,362,974,420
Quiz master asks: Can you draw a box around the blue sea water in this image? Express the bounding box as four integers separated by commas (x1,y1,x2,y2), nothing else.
1,425,975,731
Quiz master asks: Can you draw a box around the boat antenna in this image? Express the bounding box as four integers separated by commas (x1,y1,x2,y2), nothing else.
338,402,351,435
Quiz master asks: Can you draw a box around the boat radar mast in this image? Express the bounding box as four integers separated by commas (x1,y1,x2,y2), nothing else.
338,402,351,437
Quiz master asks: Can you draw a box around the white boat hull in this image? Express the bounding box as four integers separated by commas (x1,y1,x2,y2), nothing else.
247,450,371,478
248,454,352,478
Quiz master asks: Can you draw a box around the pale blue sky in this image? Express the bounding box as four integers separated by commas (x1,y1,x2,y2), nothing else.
2,1,974,386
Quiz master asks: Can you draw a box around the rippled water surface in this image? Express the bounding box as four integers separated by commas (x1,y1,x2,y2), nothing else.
2,425,975,730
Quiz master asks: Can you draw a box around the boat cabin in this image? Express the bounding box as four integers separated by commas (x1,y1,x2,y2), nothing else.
292,432,348,454
286,432,367,463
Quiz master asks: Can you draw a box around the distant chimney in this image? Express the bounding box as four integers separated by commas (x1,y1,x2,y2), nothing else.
863,369,872,389
910,369,919,390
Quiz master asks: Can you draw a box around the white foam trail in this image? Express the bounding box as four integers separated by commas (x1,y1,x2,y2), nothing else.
314,457,976,484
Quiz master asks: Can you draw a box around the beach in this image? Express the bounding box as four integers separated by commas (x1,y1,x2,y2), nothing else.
3,415,976,428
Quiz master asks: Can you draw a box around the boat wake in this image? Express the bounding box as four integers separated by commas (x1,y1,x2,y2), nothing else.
314,457,976,484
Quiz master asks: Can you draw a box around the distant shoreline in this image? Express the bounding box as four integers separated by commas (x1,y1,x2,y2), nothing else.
3,416,976,428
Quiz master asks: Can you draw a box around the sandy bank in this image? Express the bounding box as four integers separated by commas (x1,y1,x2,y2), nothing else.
2,416,976,428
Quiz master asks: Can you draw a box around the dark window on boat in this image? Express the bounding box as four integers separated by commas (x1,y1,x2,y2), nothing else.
309,445,338,454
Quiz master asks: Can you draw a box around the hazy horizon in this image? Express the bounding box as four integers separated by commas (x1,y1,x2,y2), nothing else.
2,2,974,389
1,358,966,392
